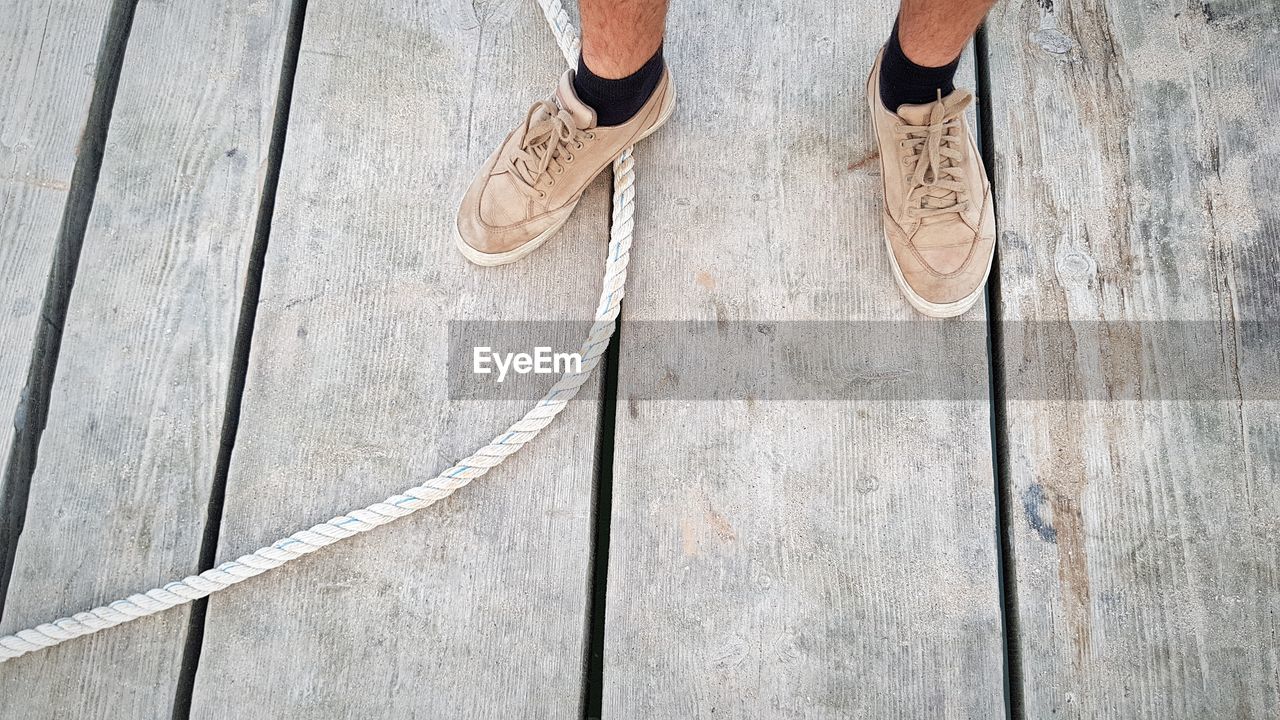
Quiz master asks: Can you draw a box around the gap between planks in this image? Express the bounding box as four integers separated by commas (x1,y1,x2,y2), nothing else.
583,283,623,720
168,1,312,717
974,24,1024,720
0,0,140,620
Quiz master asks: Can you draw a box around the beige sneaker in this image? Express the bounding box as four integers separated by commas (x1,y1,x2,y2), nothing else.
866,50,995,318
456,68,675,266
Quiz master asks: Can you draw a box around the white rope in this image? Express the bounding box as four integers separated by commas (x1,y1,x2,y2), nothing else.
0,0,632,664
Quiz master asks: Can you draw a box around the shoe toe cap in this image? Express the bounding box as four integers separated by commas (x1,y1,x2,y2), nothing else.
457,187,568,256
909,224,979,276
478,173,531,227
886,220,993,308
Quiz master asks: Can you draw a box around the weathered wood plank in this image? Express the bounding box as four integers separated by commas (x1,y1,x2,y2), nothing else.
0,0,117,569
0,0,292,716
986,0,1279,716
602,0,1005,716
188,1,604,716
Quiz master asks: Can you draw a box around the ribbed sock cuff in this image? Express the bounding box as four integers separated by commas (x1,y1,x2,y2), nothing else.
879,19,960,112
573,45,665,127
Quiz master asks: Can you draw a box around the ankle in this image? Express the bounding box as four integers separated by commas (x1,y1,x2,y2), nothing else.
573,46,665,127
878,19,960,112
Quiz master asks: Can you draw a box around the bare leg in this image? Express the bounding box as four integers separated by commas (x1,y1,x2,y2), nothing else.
897,0,997,67
579,0,670,78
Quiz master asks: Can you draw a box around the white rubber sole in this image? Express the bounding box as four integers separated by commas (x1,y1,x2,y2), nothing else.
456,85,677,268
455,213,572,267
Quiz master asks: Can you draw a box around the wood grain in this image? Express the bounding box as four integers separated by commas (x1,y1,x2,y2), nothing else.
602,0,1005,716
187,0,606,716
0,0,292,716
986,0,1279,716
0,0,116,560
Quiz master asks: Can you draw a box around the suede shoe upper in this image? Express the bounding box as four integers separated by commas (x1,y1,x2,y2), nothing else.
457,68,674,260
868,50,995,313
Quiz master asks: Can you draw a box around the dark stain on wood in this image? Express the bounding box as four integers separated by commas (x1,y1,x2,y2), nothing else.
846,150,879,173
1021,483,1058,543
1044,404,1093,668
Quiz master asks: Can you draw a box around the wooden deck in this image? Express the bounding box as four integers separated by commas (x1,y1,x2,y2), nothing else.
0,0,1275,717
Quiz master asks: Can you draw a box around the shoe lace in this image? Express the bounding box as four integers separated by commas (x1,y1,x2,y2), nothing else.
894,90,973,220
504,100,592,198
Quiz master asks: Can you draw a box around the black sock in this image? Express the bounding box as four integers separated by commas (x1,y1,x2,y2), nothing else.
878,19,960,112
573,46,665,127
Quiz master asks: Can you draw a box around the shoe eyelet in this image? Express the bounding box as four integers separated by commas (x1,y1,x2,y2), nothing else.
548,178,555,186
538,191,546,198
586,132,595,139
574,142,583,149
565,154,574,163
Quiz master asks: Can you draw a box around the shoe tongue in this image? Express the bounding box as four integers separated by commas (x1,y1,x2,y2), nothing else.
895,89,968,125
555,70,597,129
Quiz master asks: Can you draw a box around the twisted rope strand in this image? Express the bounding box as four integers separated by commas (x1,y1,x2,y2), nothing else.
0,0,632,663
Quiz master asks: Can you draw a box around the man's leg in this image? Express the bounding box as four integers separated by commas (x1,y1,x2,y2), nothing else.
866,0,998,317
879,0,996,111
574,0,669,126
897,0,995,69
455,0,672,266
579,0,667,78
